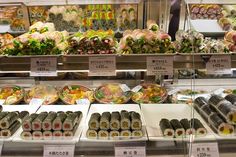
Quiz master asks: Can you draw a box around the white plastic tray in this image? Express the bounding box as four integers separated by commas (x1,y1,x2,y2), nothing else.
80,104,148,142
13,105,90,144
141,104,216,142
0,105,39,141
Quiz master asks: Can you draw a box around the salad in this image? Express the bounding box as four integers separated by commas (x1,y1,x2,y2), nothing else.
0,86,24,105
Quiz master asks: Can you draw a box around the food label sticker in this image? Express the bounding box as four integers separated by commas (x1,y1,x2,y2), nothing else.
0,99,5,105
115,142,146,157
29,98,44,108
89,56,116,76
131,85,142,93
30,57,57,77
206,55,231,75
76,99,90,105
146,56,173,76
44,145,75,157
119,84,131,92
190,142,219,157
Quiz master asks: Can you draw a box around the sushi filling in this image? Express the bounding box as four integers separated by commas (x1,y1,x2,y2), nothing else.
23,123,30,130
43,123,50,129
228,112,236,124
219,124,234,135
197,129,207,136
64,123,71,130
122,121,129,129
175,129,185,137
53,122,61,130
33,123,40,130
100,122,108,129
110,132,119,137
111,122,118,129
186,129,195,135
2,131,9,137
132,121,141,129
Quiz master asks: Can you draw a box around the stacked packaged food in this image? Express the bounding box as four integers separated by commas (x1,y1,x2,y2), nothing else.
29,6,48,24
224,30,236,52
0,86,25,105
190,4,222,20
218,5,236,31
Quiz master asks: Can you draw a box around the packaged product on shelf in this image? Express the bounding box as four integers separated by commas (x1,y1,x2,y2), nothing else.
0,85,24,105
190,4,222,20
29,6,48,24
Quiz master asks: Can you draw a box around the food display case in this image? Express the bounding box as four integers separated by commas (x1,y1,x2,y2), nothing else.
1,0,236,157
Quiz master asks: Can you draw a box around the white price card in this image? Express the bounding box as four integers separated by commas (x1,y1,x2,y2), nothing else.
44,145,75,157
131,85,142,93
206,55,231,75
0,99,5,105
30,57,57,77
89,56,116,76
29,98,44,108
76,99,90,105
115,142,146,157
190,142,219,157
147,56,173,76
119,84,131,92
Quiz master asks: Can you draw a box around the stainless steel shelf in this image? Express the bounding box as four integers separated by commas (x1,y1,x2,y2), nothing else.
185,0,236,4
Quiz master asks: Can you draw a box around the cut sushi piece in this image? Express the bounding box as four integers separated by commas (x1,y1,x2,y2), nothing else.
0,112,18,129
88,113,100,130
180,119,195,135
190,118,207,136
32,131,43,140
43,131,52,140
170,119,185,138
22,113,38,131
110,112,120,131
110,130,120,139
1,120,20,137
21,131,32,140
99,112,110,130
159,118,174,138
52,112,67,131
63,111,82,131
0,112,9,121
98,130,109,139
120,130,131,138
42,112,57,131
18,111,30,122
120,110,130,130
53,130,63,139
225,94,236,106
32,112,48,131
86,129,97,139
130,111,142,130
132,130,143,137
63,124,78,139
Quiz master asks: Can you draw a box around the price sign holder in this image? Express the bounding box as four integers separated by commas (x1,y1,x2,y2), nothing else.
115,141,146,157
76,99,90,105
190,142,219,157
30,57,57,77
44,145,75,157
206,55,231,75
146,56,174,76
89,56,116,76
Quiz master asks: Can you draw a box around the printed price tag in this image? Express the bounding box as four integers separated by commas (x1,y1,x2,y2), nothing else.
190,142,219,157
115,142,146,157
206,55,231,75
147,56,173,76
131,85,142,93
119,84,131,92
0,99,5,105
30,57,57,77
29,98,44,109
89,56,116,76
44,145,75,157
76,99,90,105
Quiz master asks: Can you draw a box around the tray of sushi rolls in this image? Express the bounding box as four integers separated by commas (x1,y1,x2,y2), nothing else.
141,103,215,141
80,104,148,142
13,105,90,144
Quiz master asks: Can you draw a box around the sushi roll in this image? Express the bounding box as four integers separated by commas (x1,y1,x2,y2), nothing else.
190,119,207,136
86,129,97,139
21,131,32,140
110,112,120,131
194,97,208,109
120,130,131,138
120,110,130,130
52,112,67,131
32,131,43,140
53,130,63,139
132,130,143,137
63,111,82,131
32,112,48,131
0,112,18,129
98,130,109,139
110,130,120,139
180,119,195,135
42,112,57,131
170,119,185,138
0,112,9,121
63,124,78,139
22,114,38,131
43,131,52,140
18,111,30,122
159,119,174,138
130,111,142,130
1,120,21,137
88,113,100,130
99,112,110,130
225,94,236,106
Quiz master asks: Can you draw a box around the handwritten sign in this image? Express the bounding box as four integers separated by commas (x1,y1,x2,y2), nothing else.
206,55,231,75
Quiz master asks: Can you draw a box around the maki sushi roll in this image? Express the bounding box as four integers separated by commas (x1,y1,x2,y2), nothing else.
42,112,57,131
170,119,185,138
0,112,9,121
43,131,52,140
22,113,38,131
190,118,207,136
110,112,120,131
32,112,48,131
63,111,82,131
53,130,63,139
110,130,120,139
1,120,21,137
159,119,174,138
120,130,131,138
0,112,18,129
32,131,43,140
86,129,98,139
180,119,195,135
21,131,32,140
130,111,142,130
19,111,30,122
225,94,236,106
52,112,67,131
89,113,100,130
132,130,143,137
98,130,109,139
194,97,208,109
99,112,110,130
120,110,130,130
63,124,78,139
